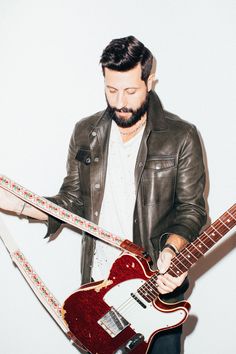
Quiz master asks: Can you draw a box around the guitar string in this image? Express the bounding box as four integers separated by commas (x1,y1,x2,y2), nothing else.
114,275,160,318
114,288,153,317
112,265,181,318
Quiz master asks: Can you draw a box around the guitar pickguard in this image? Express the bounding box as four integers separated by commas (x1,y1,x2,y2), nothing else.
63,254,190,354
103,278,188,341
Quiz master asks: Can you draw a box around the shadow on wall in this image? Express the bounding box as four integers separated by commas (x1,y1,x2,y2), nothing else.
181,231,236,353
180,129,235,352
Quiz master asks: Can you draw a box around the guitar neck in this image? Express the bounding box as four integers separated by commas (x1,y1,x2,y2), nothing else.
168,203,236,277
138,204,236,304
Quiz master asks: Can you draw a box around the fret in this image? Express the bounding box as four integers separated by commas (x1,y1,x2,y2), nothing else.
170,258,189,276
169,254,192,275
138,280,159,302
179,252,194,268
152,274,158,283
168,263,180,277
227,210,236,222
137,287,152,302
168,265,181,277
197,238,210,253
191,242,205,256
176,253,193,269
222,212,236,229
212,222,229,236
171,257,188,272
138,276,160,302
205,225,222,243
169,262,183,275
147,281,159,298
200,233,216,249
219,217,231,230
211,224,223,238
203,231,216,245
184,248,199,261
144,281,159,297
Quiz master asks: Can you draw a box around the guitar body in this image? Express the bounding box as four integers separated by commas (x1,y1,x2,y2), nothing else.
63,254,190,354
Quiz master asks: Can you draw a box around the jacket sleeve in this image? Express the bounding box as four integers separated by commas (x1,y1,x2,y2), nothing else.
169,125,206,239
156,125,207,249
45,122,84,238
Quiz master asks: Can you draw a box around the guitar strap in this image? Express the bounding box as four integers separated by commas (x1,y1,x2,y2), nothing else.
0,215,86,350
0,175,150,260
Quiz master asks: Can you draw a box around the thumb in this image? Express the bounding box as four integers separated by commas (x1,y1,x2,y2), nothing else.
157,250,173,274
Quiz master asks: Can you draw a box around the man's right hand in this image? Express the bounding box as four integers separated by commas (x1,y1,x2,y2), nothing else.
0,186,48,220
0,187,23,214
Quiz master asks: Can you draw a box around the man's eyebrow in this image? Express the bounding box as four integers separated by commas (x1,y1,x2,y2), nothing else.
106,85,117,89
106,85,139,90
125,87,139,90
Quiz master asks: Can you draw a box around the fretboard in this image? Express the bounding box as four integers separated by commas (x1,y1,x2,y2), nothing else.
137,203,236,303
168,203,236,276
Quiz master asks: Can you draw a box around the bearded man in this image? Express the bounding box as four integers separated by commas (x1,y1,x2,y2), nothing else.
0,35,206,353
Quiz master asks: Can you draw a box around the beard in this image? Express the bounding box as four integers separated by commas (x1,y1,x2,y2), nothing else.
106,93,149,128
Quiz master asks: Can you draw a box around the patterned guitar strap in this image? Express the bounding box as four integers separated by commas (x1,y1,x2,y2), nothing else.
0,215,88,350
0,175,151,258
0,175,151,349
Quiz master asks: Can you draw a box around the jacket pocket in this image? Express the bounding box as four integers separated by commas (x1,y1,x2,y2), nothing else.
141,156,176,206
75,148,91,165
144,156,175,171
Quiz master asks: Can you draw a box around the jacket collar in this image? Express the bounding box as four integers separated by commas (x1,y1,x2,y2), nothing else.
88,107,111,139
146,90,167,132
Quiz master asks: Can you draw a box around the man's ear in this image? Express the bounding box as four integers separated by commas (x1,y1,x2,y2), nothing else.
147,73,155,91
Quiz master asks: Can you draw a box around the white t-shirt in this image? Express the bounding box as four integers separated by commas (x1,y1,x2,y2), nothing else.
91,121,145,281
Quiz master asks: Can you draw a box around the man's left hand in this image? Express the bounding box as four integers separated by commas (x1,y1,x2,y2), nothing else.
156,248,187,294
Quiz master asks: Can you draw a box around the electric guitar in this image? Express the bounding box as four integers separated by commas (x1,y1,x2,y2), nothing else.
62,203,236,354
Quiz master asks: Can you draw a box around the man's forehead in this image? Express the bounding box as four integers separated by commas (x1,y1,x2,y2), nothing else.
104,64,143,87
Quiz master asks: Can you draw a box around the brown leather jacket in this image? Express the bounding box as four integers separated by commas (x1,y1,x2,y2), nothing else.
46,91,206,289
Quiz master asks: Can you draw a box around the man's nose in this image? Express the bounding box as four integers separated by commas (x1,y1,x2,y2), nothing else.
115,92,127,110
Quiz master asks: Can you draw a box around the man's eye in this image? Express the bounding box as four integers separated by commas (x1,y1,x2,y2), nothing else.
108,89,116,94
126,89,136,95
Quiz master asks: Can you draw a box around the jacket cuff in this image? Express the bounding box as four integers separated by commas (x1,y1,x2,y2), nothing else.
44,215,63,238
152,225,198,251
43,196,64,238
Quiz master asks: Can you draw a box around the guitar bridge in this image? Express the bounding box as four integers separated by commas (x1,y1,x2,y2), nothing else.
98,307,129,338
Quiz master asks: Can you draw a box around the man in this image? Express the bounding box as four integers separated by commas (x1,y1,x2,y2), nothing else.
0,36,206,353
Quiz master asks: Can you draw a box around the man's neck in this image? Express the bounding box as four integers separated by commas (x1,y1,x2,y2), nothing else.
118,114,147,143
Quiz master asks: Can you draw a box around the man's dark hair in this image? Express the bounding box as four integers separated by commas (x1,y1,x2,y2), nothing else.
100,35,153,83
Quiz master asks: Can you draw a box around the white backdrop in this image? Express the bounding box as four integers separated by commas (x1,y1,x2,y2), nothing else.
0,1,235,353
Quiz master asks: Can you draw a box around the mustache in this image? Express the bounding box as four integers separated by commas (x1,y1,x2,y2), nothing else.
113,107,134,114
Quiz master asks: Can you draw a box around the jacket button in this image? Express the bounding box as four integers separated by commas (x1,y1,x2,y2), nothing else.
139,162,143,167
92,131,97,137
94,211,99,216
94,157,99,162
95,183,100,189
85,157,91,164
